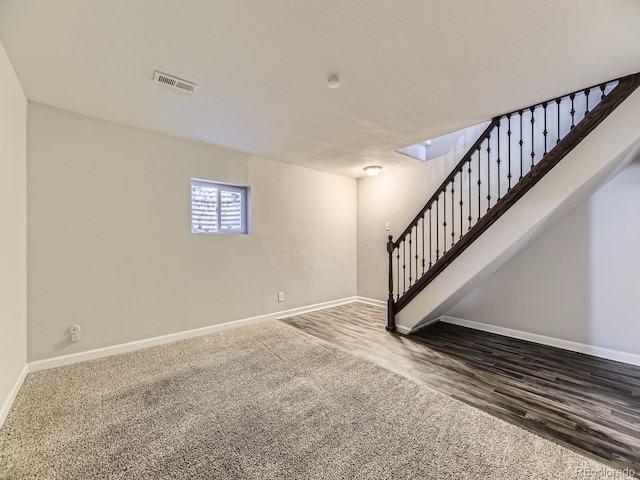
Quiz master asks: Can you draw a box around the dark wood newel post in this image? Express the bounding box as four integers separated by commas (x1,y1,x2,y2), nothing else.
386,235,396,332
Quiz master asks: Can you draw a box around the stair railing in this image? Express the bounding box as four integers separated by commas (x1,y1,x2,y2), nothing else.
387,73,640,332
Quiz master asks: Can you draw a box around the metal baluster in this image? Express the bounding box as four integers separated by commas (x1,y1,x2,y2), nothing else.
584,88,590,115
530,106,535,169
467,159,472,231
486,135,491,211
421,214,425,275
496,122,501,201
435,199,440,262
542,102,548,156
451,179,455,247
414,224,418,283
442,188,447,255
429,206,433,268
519,110,524,179
600,84,606,100
396,247,400,300
556,98,561,144
459,169,463,240
408,231,412,287
570,93,576,129
402,239,406,294
507,114,512,191
477,148,482,222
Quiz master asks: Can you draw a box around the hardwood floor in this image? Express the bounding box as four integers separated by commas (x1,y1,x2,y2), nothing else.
280,302,640,475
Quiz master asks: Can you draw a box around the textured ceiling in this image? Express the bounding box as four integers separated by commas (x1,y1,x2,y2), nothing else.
0,0,639,177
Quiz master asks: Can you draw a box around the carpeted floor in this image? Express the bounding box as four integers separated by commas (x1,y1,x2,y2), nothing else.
0,320,617,479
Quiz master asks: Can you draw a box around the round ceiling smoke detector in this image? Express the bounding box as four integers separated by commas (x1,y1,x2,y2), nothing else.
327,74,341,89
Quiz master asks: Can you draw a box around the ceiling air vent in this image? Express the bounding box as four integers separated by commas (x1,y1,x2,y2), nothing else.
153,71,197,93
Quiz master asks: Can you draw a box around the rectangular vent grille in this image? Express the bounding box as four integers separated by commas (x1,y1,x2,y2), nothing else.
153,71,197,93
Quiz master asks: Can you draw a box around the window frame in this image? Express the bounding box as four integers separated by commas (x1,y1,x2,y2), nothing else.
190,177,251,235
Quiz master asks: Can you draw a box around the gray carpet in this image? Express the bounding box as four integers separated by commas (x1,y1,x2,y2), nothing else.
0,320,612,479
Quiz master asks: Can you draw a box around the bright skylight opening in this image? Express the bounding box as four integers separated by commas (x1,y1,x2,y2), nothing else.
396,121,491,163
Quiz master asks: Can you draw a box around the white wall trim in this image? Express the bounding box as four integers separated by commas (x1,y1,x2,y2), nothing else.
274,296,358,319
395,325,413,335
406,318,439,335
29,297,359,373
0,364,28,429
354,296,386,308
441,315,640,367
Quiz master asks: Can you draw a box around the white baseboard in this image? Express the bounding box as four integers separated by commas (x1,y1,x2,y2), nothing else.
274,296,359,319
403,318,439,335
441,315,640,367
354,296,386,308
395,325,413,335
29,297,360,373
0,364,28,430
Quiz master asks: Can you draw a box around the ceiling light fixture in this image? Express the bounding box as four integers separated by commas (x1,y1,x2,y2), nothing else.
364,165,382,177
327,74,341,89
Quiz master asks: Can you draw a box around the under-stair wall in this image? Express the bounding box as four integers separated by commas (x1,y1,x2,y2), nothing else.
445,153,640,364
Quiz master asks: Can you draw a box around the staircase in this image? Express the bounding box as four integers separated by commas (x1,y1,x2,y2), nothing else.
387,73,640,334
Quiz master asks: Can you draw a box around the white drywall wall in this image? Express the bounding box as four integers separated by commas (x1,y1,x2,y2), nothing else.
0,38,27,419
27,103,357,362
357,135,471,301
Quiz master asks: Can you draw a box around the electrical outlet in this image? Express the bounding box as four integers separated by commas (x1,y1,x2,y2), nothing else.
69,325,81,342
278,292,284,302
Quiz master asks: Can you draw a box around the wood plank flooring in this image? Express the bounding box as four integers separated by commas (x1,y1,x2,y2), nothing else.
280,302,640,475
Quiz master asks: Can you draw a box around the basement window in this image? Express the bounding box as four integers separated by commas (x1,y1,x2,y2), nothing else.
191,178,251,234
